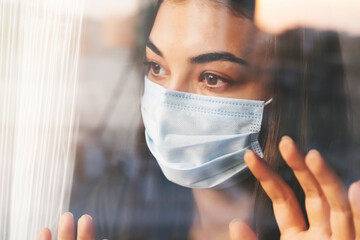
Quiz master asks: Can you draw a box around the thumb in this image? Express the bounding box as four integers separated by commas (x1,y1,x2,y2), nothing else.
229,219,258,240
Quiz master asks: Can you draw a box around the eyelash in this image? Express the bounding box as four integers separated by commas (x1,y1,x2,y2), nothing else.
143,60,155,70
199,72,232,90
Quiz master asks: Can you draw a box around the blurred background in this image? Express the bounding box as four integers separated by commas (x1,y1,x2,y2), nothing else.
69,0,360,239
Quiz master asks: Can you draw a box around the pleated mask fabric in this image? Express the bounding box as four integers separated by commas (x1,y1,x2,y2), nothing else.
141,77,267,188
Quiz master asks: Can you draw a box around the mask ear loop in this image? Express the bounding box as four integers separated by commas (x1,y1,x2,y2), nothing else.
264,98,273,106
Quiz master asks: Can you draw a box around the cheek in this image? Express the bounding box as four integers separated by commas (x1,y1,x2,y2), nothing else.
246,76,271,101
231,71,271,100
251,80,269,100
233,83,268,100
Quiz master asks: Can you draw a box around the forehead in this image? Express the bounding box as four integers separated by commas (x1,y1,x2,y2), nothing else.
150,0,256,58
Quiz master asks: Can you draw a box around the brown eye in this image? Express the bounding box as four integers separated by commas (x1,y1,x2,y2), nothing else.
204,73,219,85
151,63,161,74
200,72,228,88
144,61,166,76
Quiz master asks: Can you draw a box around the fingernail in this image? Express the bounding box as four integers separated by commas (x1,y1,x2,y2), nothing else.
63,212,73,217
307,149,320,157
281,135,292,142
229,218,242,227
349,181,360,205
60,212,74,221
81,214,93,221
244,150,254,163
59,212,75,231
245,149,253,155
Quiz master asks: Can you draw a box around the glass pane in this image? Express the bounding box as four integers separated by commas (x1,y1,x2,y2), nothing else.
1,0,359,239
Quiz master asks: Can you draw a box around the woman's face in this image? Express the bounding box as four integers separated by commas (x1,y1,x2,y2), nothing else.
146,0,270,100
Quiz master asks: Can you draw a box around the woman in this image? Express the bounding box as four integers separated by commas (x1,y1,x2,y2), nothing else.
38,0,360,239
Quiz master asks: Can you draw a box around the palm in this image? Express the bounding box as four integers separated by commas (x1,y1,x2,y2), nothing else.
230,136,360,240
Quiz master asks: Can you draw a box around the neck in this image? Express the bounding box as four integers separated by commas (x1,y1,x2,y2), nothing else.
189,183,255,240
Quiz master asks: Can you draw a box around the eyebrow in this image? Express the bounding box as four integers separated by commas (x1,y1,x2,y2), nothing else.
146,39,248,66
146,39,163,57
190,52,248,66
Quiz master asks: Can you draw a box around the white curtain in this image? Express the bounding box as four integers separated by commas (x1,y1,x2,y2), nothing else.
0,0,83,238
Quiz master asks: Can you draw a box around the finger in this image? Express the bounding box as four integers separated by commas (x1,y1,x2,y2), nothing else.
279,136,323,197
279,136,330,231
77,215,95,240
244,150,306,235
349,181,360,239
229,219,258,240
57,212,75,240
305,150,355,240
37,228,51,240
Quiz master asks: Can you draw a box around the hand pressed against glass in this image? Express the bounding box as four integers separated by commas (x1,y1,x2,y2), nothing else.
230,137,360,240
37,213,95,240
38,0,360,239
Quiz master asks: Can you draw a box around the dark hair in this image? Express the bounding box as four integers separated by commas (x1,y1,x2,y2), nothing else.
156,0,255,19
253,28,354,239
135,1,354,239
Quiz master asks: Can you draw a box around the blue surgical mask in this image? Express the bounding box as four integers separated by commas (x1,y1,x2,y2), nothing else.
141,77,271,189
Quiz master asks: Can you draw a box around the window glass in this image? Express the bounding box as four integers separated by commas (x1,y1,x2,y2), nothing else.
17,0,360,239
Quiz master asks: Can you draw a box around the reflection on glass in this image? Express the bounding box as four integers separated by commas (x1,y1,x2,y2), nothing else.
36,0,360,239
